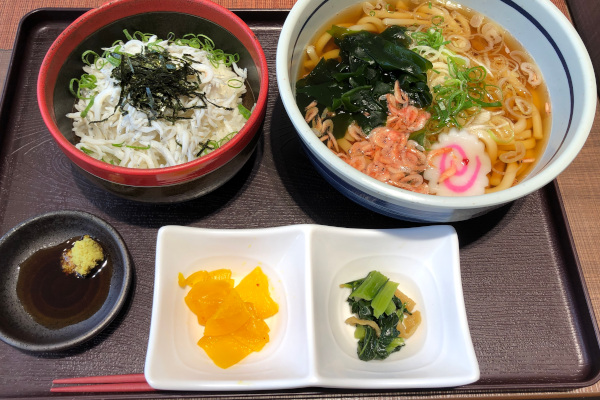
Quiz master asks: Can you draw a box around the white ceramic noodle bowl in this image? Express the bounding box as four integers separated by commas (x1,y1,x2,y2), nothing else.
276,0,596,222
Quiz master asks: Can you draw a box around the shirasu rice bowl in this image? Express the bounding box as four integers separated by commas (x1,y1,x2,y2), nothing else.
67,33,251,169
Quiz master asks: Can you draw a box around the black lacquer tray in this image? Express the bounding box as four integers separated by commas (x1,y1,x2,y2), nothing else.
0,9,598,399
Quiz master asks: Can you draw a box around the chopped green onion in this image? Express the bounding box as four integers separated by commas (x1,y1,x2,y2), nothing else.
127,144,151,150
147,41,165,52
112,143,151,150
228,79,243,89
81,50,100,66
426,55,503,132
410,16,450,50
122,29,153,42
219,131,237,145
69,74,97,99
173,33,238,67
80,97,95,118
123,29,134,41
238,104,251,119
70,74,98,117
101,157,118,165
195,131,237,157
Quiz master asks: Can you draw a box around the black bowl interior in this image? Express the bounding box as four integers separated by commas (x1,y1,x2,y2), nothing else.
54,12,259,143
0,210,131,352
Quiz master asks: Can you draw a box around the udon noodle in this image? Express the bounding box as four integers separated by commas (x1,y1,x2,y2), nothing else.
296,0,549,196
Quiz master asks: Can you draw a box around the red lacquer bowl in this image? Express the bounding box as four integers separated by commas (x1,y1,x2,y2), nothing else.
38,0,268,202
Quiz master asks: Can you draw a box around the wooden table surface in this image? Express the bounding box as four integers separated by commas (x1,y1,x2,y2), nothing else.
1,0,599,399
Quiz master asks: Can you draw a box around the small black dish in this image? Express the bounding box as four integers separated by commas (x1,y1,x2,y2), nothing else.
0,210,131,352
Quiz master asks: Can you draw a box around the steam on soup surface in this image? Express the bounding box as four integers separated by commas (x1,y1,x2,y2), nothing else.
296,0,549,196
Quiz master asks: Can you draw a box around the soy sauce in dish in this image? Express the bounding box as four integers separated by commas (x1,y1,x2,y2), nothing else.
16,237,112,330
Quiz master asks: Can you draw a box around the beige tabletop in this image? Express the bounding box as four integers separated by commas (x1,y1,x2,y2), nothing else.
1,0,599,398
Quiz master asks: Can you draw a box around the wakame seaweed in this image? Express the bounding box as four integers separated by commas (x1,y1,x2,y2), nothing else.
296,25,432,135
106,46,231,124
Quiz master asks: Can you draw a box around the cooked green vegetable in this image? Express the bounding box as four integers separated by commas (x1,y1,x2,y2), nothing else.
342,270,414,361
372,280,399,318
296,25,432,136
348,270,388,301
356,312,401,361
354,324,366,339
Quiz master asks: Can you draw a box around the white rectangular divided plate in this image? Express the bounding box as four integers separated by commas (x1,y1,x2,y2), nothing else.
145,224,479,391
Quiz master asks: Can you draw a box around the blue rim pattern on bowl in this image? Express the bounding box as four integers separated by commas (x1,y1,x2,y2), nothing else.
503,0,573,172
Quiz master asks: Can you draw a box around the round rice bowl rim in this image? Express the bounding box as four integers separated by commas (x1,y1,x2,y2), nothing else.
38,0,269,187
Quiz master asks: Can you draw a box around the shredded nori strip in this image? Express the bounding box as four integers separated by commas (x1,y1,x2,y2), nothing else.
195,131,237,157
96,46,232,124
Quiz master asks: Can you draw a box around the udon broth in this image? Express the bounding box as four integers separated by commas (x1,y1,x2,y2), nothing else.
296,0,550,196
